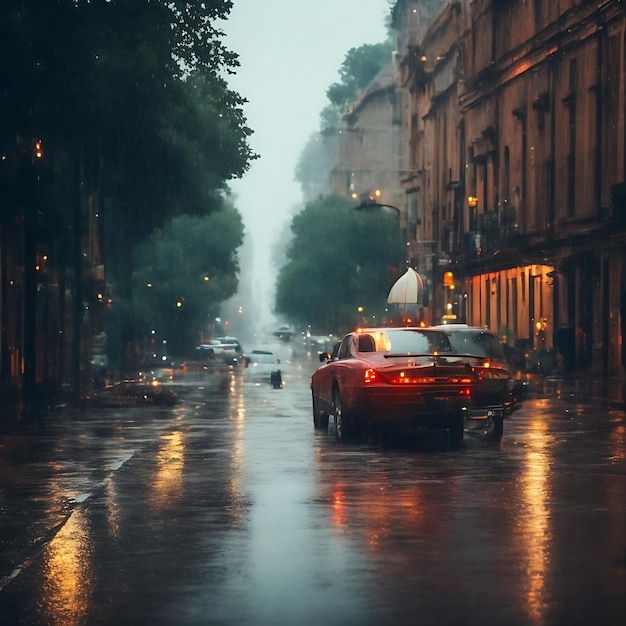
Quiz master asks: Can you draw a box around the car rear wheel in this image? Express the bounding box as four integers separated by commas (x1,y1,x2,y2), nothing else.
312,393,329,430
333,388,351,443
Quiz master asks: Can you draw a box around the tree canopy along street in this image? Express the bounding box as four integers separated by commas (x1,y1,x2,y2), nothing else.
275,194,406,335
0,1,257,413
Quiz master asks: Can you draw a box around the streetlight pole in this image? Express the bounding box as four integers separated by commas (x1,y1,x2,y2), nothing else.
352,189,401,217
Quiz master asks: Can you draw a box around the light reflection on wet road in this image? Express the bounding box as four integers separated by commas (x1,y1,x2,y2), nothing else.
0,356,625,625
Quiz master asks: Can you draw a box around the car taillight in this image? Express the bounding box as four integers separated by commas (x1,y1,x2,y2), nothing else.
364,368,378,384
389,374,437,384
386,374,474,385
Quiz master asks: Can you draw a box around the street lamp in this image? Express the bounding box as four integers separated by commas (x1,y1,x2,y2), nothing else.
354,191,401,219
468,196,478,232
355,202,401,219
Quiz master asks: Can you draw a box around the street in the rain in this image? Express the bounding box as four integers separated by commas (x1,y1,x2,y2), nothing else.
0,347,625,626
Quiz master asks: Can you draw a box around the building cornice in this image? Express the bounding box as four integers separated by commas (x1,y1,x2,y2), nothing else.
460,0,621,112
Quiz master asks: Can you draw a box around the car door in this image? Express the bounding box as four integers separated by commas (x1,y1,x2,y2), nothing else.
331,334,360,409
314,339,342,414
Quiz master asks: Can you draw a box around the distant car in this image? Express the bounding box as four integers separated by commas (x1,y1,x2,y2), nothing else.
431,324,520,437
306,334,335,354
310,327,477,446
244,350,283,387
196,336,243,366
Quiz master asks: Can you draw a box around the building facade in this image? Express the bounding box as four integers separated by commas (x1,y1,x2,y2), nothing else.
389,0,625,374
330,62,407,230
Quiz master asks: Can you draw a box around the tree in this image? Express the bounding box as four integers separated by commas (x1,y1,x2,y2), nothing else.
295,39,393,198
327,42,393,106
109,204,244,365
275,195,405,334
0,1,255,244
321,41,393,133
294,133,336,203
0,0,257,404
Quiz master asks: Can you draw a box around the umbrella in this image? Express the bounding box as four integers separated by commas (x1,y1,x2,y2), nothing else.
387,268,425,305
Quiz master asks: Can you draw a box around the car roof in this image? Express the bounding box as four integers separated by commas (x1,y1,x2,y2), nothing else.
431,324,495,334
355,326,445,333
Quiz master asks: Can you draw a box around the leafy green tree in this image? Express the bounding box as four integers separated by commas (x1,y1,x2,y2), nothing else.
0,1,257,389
275,195,405,334
109,204,244,362
326,42,393,108
320,41,393,134
296,40,392,199
295,133,336,202
0,0,255,250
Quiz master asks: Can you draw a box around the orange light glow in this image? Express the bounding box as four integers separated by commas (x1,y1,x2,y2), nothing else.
364,368,378,384
389,375,436,384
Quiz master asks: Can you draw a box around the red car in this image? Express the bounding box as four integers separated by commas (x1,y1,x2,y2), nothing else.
310,327,477,446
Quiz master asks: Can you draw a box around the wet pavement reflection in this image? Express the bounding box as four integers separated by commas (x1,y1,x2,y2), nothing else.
0,358,625,625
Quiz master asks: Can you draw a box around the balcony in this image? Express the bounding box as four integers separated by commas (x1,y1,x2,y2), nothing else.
459,208,521,263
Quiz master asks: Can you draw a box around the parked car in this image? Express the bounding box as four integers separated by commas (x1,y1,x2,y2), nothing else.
244,350,283,387
195,336,243,366
310,327,478,446
431,324,520,437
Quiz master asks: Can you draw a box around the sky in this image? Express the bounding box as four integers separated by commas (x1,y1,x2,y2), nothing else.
221,0,392,330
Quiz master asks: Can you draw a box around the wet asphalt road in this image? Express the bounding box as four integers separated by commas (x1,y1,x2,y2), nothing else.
0,351,625,626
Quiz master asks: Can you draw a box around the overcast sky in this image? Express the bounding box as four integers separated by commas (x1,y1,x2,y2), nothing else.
221,0,392,326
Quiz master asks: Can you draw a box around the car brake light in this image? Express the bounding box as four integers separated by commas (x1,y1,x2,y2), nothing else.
389,375,437,384
385,374,475,385
482,360,490,368
364,368,378,384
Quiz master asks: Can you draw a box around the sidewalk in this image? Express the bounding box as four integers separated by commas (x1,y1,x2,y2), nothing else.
528,373,626,412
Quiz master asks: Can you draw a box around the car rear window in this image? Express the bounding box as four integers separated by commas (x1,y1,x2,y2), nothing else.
375,329,453,354
445,331,505,360
251,354,276,364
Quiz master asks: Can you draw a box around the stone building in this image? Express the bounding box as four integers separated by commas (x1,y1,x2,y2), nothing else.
392,0,626,374
330,61,408,232
331,0,449,323
393,0,467,326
